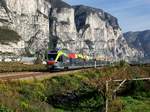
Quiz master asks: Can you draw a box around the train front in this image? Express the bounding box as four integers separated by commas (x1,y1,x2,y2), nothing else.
46,50,63,70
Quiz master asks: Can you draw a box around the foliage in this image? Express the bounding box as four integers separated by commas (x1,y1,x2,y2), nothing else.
121,96,150,112
0,65,150,112
0,105,13,112
110,96,150,112
0,69,107,112
109,98,124,112
114,60,130,68
119,60,129,67
109,77,150,112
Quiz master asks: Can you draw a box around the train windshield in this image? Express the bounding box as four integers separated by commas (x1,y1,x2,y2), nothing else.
48,54,57,61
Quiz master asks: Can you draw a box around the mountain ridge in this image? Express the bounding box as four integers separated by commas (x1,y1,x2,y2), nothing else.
124,30,150,59
0,0,142,62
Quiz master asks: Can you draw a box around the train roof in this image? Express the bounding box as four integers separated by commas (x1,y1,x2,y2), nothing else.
48,50,58,54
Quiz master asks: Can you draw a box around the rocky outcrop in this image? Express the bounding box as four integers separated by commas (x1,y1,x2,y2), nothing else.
124,30,150,60
49,5,140,60
0,0,50,55
0,0,141,61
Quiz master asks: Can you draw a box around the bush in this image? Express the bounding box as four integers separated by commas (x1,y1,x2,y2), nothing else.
0,105,13,112
109,98,123,112
0,65,150,112
119,60,129,67
113,60,129,68
121,96,150,112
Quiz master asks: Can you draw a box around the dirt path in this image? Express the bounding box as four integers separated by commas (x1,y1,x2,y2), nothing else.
0,66,103,81
0,70,84,81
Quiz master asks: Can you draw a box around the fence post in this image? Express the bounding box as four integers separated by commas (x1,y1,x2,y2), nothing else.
105,80,109,112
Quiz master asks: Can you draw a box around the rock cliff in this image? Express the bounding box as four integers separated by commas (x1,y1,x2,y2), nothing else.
0,0,50,55
0,0,141,61
124,30,150,61
48,4,140,60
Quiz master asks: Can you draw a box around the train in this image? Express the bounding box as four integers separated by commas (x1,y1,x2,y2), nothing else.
46,50,111,71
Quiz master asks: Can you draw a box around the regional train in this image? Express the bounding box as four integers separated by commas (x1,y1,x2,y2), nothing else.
46,50,111,71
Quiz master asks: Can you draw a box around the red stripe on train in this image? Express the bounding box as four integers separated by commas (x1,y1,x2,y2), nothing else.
47,61,56,65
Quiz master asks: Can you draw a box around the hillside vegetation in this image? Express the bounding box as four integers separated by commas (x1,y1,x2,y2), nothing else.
0,64,150,112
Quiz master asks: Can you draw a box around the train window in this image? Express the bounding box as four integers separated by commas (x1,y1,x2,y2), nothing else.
57,56,63,62
48,54,57,60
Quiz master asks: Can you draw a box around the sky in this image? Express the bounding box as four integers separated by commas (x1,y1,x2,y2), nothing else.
64,0,150,32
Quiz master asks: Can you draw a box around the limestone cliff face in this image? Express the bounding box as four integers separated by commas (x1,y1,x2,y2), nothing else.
0,0,50,55
49,7,77,52
50,5,141,60
0,0,141,61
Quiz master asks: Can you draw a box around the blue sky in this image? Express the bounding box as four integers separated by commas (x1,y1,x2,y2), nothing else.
64,0,150,32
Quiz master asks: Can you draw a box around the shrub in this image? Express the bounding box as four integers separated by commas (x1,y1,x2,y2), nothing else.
113,60,129,68
109,98,123,112
0,105,13,112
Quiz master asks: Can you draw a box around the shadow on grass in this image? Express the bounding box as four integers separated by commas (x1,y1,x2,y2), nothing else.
47,89,105,112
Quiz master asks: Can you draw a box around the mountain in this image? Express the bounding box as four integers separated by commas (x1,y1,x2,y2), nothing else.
0,0,51,56
0,0,140,61
124,30,150,60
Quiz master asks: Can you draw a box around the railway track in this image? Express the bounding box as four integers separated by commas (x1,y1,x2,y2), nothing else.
0,63,149,81
0,67,95,81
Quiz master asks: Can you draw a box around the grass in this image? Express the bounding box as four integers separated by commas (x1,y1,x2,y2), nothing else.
0,62,47,73
0,65,149,112
121,96,150,112
109,77,150,112
0,71,105,112
109,96,150,112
